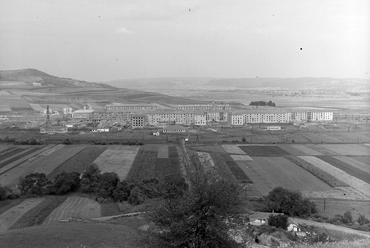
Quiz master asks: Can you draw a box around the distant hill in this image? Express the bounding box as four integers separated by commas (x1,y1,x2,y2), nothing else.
204,78,370,92
0,69,113,89
105,77,213,89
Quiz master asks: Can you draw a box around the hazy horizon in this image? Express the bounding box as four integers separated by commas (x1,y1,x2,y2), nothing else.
1,0,369,82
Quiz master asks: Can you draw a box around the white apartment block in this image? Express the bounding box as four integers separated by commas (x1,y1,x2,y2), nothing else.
105,103,159,111
229,113,244,125
310,111,333,121
194,113,207,125
243,112,291,123
176,104,231,111
146,112,194,125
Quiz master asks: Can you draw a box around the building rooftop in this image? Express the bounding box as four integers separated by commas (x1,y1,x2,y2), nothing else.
163,125,186,130
72,109,94,114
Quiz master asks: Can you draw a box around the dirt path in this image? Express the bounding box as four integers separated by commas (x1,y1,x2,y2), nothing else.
292,217,370,238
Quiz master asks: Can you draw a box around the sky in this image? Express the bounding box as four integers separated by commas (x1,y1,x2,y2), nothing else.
0,0,369,82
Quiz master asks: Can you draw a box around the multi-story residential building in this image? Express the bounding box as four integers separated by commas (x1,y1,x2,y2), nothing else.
229,113,244,125
243,111,291,123
310,111,333,121
194,112,207,125
131,114,145,128
105,103,159,111
90,109,132,123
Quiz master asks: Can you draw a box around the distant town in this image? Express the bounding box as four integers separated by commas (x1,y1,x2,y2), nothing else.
40,102,334,134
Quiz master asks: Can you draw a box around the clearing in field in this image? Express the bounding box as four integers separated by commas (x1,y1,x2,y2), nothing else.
0,198,45,233
43,196,101,224
317,156,370,184
93,145,140,180
238,146,289,156
299,156,370,199
221,145,246,155
247,157,332,192
319,144,370,156
333,156,370,174
47,146,107,180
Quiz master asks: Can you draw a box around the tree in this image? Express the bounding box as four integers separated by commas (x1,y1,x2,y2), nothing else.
147,167,244,248
266,187,317,217
357,214,370,225
112,180,131,202
343,211,353,224
49,171,80,195
0,185,7,200
268,214,289,229
18,173,52,196
80,165,101,193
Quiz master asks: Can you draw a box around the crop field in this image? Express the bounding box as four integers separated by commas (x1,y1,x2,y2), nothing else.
33,146,85,176
288,144,323,155
9,196,68,230
248,157,332,192
0,145,81,187
28,103,44,111
299,156,370,199
276,144,307,156
317,156,370,184
43,196,101,224
221,144,246,154
0,147,28,163
350,156,370,166
229,155,253,161
47,146,107,179
333,156,370,174
0,198,45,233
319,144,370,156
305,144,339,156
126,146,158,181
0,105,11,112
93,146,140,180
208,152,235,181
219,153,252,183
238,145,290,156
188,145,226,153
0,147,44,170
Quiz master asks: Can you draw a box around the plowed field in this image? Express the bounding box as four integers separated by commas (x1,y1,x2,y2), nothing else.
238,146,289,156
319,144,370,156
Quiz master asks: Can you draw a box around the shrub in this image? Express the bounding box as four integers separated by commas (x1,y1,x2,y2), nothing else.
357,215,370,225
49,171,81,195
343,211,353,224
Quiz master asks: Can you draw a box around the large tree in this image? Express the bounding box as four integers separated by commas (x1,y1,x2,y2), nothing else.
147,167,245,248
18,173,52,196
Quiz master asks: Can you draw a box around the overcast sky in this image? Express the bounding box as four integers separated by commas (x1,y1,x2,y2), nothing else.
0,0,369,81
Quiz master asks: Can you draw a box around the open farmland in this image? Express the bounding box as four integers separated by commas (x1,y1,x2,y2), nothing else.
319,144,370,156
9,196,68,230
299,156,370,199
238,145,290,156
0,146,44,170
317,156,370,184
93,146,140,180
246,156,332,192
219,153,252,183
0,145,78,187
126,146,158,181
43,196,101,224
0,198,45,233
287,144,323,155
305,144,339,156
333,156,370,174
0,147,28,163
47,146,107,179
221,144,246,154
155,146,181,179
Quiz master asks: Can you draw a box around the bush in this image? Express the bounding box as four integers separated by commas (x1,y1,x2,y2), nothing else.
343,211,353,224
268,214,289,229
18,173,52,196
49,171,81,195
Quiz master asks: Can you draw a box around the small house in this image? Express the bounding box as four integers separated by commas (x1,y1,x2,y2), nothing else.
162,125,186,133
248,212,283,226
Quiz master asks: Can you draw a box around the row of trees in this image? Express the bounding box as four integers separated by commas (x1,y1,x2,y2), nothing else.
249,101,276,107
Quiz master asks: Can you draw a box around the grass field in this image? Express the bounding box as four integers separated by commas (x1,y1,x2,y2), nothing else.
47,146,107,179
43,196,101,224
219,153,252,183
230,155,253,161
157,145,168,158
93,146,140,180
290,144,323,155
306,144,339,156
0,147,42,170
0,198,45,233
0,147,27,163
299,156,370,199
100,202,121,217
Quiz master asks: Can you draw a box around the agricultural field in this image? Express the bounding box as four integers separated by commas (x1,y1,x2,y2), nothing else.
127,144,181,181
333,156,370,174
47,146,107,179
43,196,101,224
93,145,140,180
0,198,45,233
318,144,370,156
238,145,290,156
221,144,246,154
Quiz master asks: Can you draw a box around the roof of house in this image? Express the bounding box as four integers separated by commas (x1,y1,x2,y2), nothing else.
72,109,94,114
